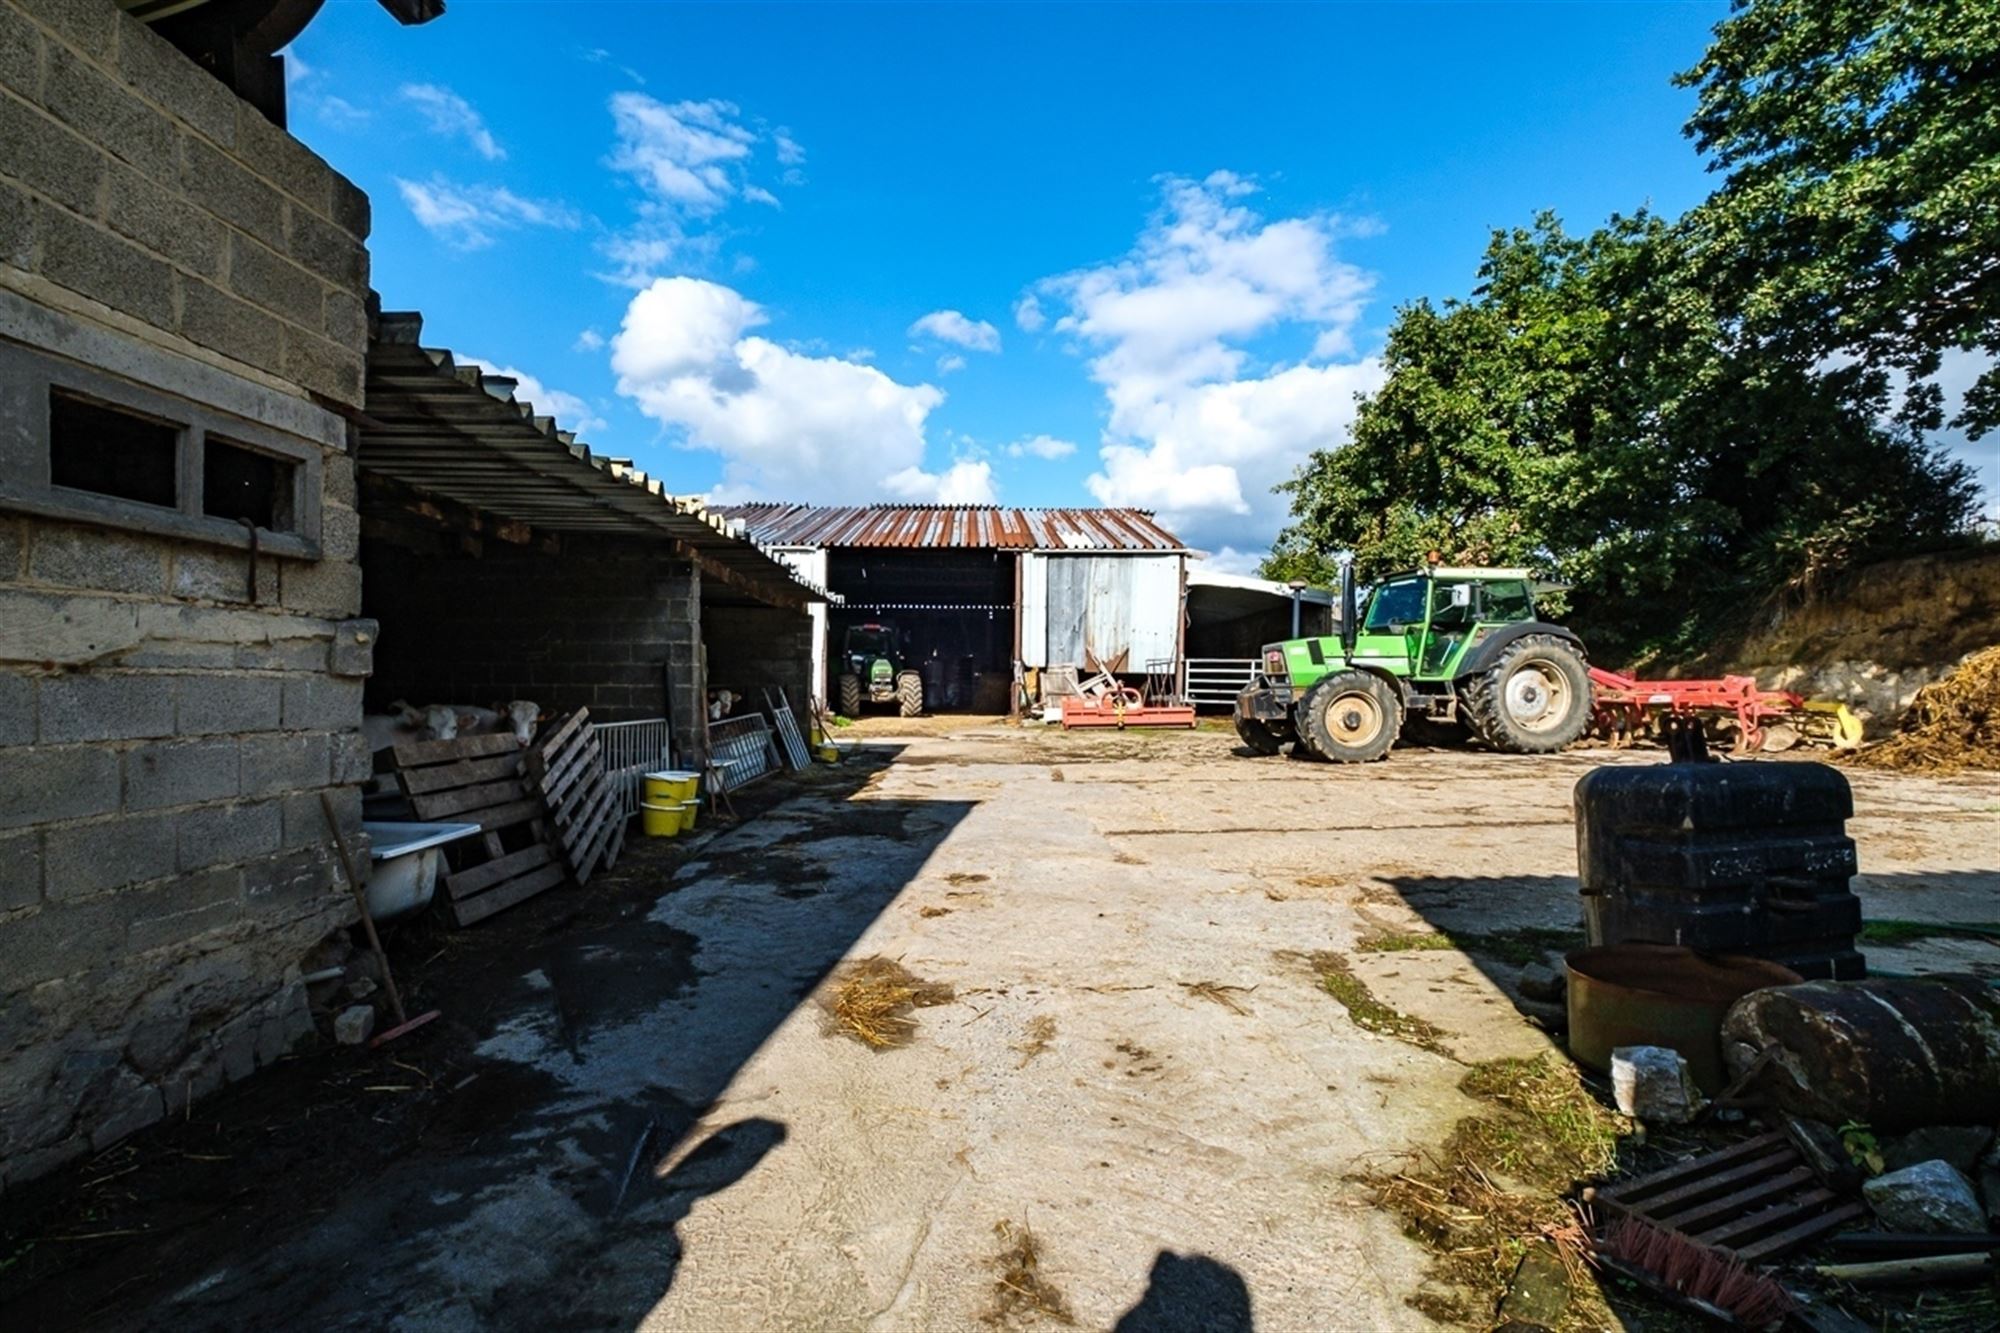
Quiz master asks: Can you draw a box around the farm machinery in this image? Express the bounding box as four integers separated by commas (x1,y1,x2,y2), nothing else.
836,622,924,718
1235,562,1862,762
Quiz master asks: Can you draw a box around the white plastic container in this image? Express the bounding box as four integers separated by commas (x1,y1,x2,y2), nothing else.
361,821,481,921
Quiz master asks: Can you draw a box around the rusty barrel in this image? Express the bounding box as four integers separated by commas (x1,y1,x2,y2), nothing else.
1567,943,1802,1093
1722,976,2000,1132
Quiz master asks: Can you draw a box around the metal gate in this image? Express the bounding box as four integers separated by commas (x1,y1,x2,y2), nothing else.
593,717,672,823
1182,658,1259,708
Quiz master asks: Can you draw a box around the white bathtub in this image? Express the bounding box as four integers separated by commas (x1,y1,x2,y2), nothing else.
362,821,482,921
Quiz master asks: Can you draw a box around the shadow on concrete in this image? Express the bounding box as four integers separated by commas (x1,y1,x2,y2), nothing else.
1114,1251,1255,1333
2,747,973,1332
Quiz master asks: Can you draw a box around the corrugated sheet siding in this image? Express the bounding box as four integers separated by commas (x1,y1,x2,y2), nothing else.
1037,554,1180,668
716,504,1186,552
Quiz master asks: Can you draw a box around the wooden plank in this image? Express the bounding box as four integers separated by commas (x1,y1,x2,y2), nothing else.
1734,1202,1869,1264
458,797,547,833
399,752,522,795
409,778,528,820
602,814,626,870
537,732,602,809
542,747,604,818
566,789,618,881
553,773,617,834
443,843,557,899
1600,1150,1798,1219
391,732,520,767
530,708,590,765
1659,1168,1816,1234
1694,1188,1835,1249
1597,1134,1788,1203
449,862,568,926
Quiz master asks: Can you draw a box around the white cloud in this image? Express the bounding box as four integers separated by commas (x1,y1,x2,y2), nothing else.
744,185,781,207
885,458,997,504
401,83,504,161
936,353,968,375
395,176,580,249
281,50,369,128
1006,434,1078,460
1013,294,1046,332
775,132,806,166
574,329,605,352
1033,171,1383,552
909,309,1002,353
460,357,607,434
609,94,757,213
611,276,947,502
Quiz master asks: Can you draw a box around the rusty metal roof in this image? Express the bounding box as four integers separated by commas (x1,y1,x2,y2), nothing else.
359,313,833,607
715,504,1187,553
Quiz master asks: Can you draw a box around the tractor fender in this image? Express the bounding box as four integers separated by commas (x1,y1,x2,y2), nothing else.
1455,622,1587,679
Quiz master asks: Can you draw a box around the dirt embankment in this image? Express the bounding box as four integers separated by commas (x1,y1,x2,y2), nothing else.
1699,544,2000,733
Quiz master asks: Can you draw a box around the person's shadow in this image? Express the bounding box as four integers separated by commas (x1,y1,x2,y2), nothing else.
642,1117,789,1288
1115,1251,1255,1333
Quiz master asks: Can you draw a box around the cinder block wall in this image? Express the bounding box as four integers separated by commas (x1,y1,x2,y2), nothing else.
702,605,815,729
361,533,702,744
0,0,373,1189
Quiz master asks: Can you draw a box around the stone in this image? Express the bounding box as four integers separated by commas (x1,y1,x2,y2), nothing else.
87,1068,165,1152
176,800,281,872
0,669,34,744
176,672,282,735
1517,961,1564,1002
27,523,169,594
1882,1125,1994,1178
0,829,42,910
1610,1045,1705,1125
38,204,176,332
44,813,177,900
227,231,326,330
239,731,330,798
179,135,284,241
333,1004,375,1046
343,976,377,1002
281,675,362,732
1862,1159,1986,1233
0,89,106,218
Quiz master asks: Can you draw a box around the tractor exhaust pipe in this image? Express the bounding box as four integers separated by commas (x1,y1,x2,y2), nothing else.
1337,554,1358,660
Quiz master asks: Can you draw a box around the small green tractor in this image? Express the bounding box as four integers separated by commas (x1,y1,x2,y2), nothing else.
837,622,924,718
1235,563,1592,762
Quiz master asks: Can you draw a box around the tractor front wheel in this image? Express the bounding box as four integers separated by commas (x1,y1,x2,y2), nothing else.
1233,714,1292,756
1462,634,1591,753
838,673,863,718
895,670,924,717
1295,671,1398,763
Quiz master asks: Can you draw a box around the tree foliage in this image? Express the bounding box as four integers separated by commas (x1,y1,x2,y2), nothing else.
1679,0,2000,437
1266,215,1978,660
1267,0,1988,660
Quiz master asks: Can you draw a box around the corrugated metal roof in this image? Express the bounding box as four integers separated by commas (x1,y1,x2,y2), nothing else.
716,503,1187,552
359,313,834,607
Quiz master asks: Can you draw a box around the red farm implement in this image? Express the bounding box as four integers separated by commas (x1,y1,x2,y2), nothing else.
1587,667,1864,754
1059,687,1196,730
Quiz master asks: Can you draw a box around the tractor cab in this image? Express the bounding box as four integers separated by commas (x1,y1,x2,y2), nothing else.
1236,564,1590,763
836,622,926,718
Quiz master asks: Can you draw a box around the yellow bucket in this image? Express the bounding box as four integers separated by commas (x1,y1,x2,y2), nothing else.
643,771,701,837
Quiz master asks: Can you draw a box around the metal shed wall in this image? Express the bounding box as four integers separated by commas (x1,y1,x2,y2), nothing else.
1020,553,1182,669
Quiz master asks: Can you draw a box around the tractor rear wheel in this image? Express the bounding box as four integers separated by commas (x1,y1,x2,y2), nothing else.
1462,634,1591,753
895,670,924,717
1233,714,1292,755
1296,671,1398,763
838,673,863,718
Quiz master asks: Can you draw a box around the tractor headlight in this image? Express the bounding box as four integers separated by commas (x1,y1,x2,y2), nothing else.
1264,648,1288,678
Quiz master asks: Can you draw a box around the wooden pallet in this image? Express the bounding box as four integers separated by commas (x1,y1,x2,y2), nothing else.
387,732,563,927
1592,1131,1867,1263
525,708,625,885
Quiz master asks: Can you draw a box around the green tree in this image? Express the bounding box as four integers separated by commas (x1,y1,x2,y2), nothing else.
1679,0,2000,435
1266,215,1977,660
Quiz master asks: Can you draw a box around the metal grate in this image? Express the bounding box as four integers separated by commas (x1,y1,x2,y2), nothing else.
709,714,779,792
1183,658,1260,707
593,718,672,824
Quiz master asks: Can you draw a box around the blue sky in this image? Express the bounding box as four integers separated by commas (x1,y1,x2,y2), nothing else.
285,1,1990,563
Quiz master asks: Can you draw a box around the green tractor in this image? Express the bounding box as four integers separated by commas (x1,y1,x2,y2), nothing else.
1235,562,1592,762
837,622,925,718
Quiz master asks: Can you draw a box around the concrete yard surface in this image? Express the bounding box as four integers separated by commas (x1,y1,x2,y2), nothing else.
6,726,1997,1331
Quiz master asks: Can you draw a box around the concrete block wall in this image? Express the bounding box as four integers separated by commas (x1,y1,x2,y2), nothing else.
702,604,815,735
361,533,703,752
0,0,371,408
0,0,374,1190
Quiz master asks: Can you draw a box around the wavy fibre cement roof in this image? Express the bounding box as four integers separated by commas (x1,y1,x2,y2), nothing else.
716,504,1186,552
360,313,832,605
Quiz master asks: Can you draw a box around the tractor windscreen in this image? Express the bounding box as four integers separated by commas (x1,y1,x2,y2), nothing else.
1364,578,1428,631
847,628,895,659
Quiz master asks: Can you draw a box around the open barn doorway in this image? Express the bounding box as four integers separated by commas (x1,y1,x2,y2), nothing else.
825,549,1016,714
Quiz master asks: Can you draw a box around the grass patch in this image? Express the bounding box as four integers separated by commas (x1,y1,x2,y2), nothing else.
984,1219,1074,1326
821,956,954,1049
1363,1055,1630,1330
1357,925,1586,968
1859,918,2000,946
1307,952,1447,1053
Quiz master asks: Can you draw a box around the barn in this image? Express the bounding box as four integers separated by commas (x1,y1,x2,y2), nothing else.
719,504,1191,715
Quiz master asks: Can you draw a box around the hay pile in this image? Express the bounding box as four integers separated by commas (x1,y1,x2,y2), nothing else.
984,1220,1074,1326
1850,645,2000,774
822,956,954,1049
